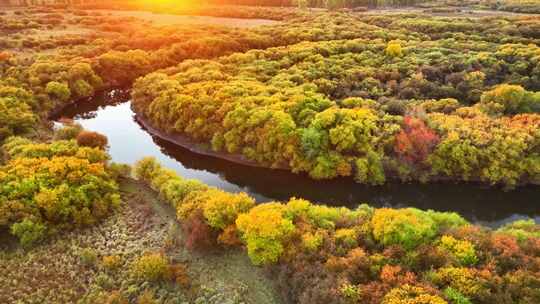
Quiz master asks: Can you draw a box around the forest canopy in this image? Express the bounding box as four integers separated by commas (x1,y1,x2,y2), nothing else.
132,13,540,187
0,4,539,304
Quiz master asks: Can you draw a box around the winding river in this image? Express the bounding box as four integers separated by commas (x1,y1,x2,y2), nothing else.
56,90,540,227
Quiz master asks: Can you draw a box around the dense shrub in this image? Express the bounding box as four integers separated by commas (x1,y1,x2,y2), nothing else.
3,136,109,162
427,112,539,186
382,284,447,304
131,253,170,282
385,41,403,57
46,81,71,103
0,138,119,246
431,267,489,300
54,119,83,140
183,189,255,230
0,51,11,62
134,156,163,183
236,203,295,265
102,255,123,271
444,287,472,304
107,162,132,179
480,84,540,114
437,235,478,266
371,208,438,250
0,96,38,140
10,219,47,248
394,116,440,165
497,219,540,241
76,130,109,149
182,210,215,250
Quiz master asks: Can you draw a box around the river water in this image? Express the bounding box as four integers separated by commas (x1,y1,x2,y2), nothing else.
56,90,540,227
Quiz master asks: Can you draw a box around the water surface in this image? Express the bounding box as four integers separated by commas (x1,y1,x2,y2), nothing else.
57,91,540,227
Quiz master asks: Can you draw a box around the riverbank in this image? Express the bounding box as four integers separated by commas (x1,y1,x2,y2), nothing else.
134,112,540,188
47,93,540,224
134,156,540,304
135,113,288,170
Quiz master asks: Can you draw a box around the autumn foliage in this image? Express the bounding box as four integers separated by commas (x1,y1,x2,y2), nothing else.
132,22,540,187
0,52,11,62
0,8,538,188
135,158,540,304
0,137,119,247
1,7,539,304
394,116,440,165
182,210,215,251
76,130,109,149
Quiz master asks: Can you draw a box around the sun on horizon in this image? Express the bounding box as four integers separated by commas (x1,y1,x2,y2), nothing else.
135,0,199,9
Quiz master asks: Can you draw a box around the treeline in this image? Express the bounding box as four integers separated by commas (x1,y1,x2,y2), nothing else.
135,157,540,304
207,0,428,8
448,0,540,14
20,0,453,11
63,0,430,9
497,0,540,14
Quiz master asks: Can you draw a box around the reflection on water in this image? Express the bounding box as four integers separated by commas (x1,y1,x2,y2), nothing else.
56,91,540,226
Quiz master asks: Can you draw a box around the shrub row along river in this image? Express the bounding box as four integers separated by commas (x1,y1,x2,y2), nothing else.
55,90,540,227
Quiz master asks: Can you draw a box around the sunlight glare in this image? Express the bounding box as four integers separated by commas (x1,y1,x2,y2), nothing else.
136,0,198,9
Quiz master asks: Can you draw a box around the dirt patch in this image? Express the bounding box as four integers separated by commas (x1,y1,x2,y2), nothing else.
121,178,284,304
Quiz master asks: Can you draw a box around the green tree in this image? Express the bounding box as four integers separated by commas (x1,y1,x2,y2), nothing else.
46,81,71,103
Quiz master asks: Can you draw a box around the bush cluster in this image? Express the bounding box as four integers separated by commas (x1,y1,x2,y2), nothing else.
0,137,120,247
135,158,540,304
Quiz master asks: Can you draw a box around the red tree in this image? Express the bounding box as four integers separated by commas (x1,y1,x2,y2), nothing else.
394,116,440,164
182,210,215,251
